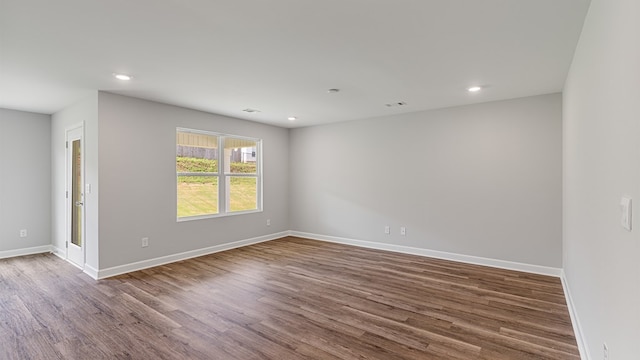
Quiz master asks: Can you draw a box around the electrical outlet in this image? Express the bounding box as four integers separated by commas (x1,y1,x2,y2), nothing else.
266,219,271,226
400,227,406,236
384,226,390,234
603,343,609,360
19,229,27,238
141,237,149,248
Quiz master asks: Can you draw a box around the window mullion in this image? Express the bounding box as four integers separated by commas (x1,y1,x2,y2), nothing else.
218,136,226,214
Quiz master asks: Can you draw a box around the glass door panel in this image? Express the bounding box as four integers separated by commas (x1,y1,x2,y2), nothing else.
71,139,82,247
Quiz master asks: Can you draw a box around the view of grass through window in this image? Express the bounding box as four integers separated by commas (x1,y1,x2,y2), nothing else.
176,130,260,219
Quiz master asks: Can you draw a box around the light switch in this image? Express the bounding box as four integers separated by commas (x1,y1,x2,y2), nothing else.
85,183,92,194
620,197,632,231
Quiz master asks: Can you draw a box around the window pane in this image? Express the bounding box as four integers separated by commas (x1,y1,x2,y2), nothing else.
177,176,219,217
224,137,257,174
177,131,218,173
228,176,257,212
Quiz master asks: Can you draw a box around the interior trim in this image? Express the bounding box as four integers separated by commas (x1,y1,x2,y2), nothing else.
290,231,562,277
0,245,52,260
561,270,590,360
94,231,290,279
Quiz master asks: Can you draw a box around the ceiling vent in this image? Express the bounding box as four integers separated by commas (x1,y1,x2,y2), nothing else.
385,101,407,107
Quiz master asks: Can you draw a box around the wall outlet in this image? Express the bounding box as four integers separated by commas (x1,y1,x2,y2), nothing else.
266,219,271,226
141,237,149,248
400,227,406,236
603,343,608,360
384,226,390,234
19,229,27,238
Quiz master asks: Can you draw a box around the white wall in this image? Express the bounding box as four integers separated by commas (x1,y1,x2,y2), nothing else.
96,92,289,269
290,94,563,268
0,108,51,255
51,93,99,270
563,0,640,358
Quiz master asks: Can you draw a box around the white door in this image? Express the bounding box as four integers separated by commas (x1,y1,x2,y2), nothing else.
66,126,84,267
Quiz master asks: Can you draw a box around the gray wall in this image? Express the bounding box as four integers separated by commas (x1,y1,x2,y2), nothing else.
51,93,99,270
0,108,51,253
563,0,640,357
290,94,563,267
97,92,289,269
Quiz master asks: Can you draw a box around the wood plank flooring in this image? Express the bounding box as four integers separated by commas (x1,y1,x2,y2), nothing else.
0,237,579,359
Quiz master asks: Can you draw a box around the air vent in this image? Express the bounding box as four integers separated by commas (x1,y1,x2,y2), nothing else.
385,101,407,107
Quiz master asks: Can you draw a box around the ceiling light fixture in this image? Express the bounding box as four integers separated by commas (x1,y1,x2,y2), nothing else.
113,73,132,81
288,116,297,121
467,86,482,92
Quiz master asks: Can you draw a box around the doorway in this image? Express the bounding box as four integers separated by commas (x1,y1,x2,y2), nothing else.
66,126,84,267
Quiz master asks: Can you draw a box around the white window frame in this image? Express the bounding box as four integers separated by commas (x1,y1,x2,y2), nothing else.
177,127,263,221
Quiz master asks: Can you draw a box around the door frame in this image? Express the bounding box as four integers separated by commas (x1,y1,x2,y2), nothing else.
65,124,85,269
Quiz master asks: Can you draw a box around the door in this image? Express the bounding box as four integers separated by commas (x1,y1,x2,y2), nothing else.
66,126,84,267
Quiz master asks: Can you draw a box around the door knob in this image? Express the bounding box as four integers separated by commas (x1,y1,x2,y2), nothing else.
75,201,83,206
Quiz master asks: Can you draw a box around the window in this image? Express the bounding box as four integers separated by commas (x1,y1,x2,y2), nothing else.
177,128,261,220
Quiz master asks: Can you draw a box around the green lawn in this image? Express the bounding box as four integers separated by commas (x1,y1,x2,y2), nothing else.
177,157,258,217
177,176,257,217
228,177,258,212
177,177,219,217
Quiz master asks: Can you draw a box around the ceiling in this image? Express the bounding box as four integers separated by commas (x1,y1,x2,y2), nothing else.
0,0,590,128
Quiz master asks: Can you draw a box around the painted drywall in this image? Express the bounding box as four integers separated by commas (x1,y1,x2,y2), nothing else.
96,92,289,269
51,93,99,270
563,0,640,358
0,108,51,253
290,94,562,268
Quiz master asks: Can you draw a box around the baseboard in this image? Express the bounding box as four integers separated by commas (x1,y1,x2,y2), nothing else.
290,231,562,277
561,270,590,360
0,245,52,260
6,232,561,278
96,231,290,279
51,246,65,259
84,264,99,279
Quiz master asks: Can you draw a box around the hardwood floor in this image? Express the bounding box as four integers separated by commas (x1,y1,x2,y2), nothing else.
0,237,579,359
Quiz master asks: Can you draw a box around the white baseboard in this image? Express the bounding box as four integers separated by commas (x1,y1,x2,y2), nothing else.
96,231,290,279
84,264,99,279
290,231,562,277
4,232,561,278
0,245,52,260
51,246,65,259
51,246,92,274
561,270,590,360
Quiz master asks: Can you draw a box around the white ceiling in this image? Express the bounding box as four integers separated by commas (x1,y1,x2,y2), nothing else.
0,0,590,128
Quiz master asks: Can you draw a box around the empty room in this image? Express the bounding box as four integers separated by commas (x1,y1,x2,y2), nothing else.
1,0,638,359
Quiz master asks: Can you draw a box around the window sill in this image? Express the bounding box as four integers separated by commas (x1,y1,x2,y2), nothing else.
177,209,263,222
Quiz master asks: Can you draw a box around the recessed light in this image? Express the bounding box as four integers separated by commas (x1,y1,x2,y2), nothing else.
288,116,297,121
113,73,132,81
467,86,482,92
